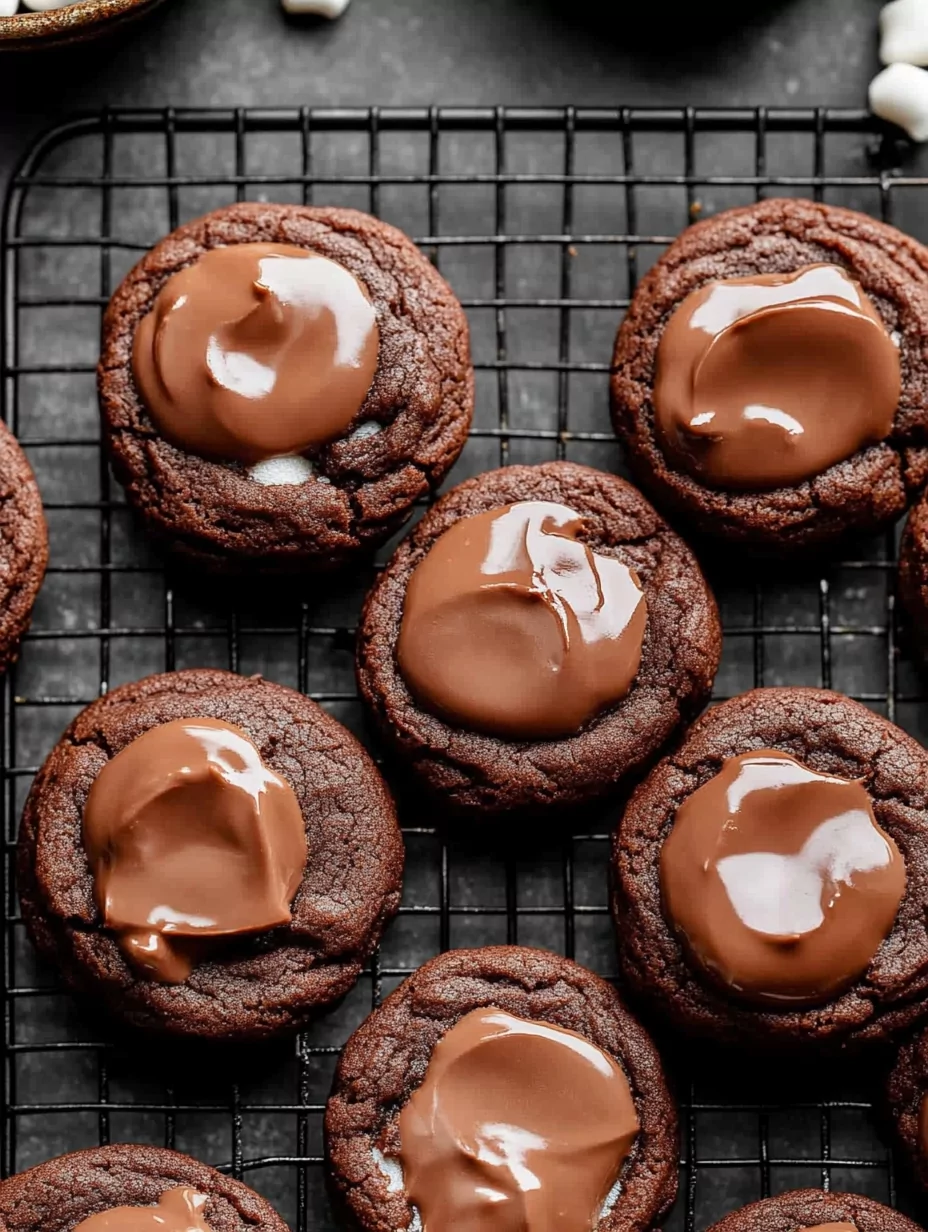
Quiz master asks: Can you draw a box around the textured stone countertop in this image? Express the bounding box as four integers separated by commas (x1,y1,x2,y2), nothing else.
0,0,884,193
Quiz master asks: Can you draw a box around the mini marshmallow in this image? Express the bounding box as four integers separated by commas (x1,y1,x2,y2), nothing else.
370,1150,422,1232
0,0,19,15
870,62,928,140
600,1177,624,1218
349,420,382,441
881,0,928,66
282,0,351,17
371,1148,405,1196
248,454,315,486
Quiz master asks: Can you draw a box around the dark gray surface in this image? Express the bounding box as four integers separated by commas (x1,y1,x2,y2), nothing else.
0,0,885,195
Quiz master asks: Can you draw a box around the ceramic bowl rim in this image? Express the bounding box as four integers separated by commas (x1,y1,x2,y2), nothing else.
0,0,165,46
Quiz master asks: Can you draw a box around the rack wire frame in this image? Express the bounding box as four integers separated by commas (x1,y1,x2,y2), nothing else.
1,105,925,1232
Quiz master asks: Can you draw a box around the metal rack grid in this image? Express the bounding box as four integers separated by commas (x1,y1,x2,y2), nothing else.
2,105,926,1232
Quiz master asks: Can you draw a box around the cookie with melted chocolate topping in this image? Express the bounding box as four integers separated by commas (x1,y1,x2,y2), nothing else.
99,202,473,576
887,1019,928,1194
324,945,678,1232
0,1145,288,1232
899,489,928,661
704,1191,922,1232
356,460,721,815
17,668,404,1041
611,198,928,553
0,420,47,675
612,686,928,1051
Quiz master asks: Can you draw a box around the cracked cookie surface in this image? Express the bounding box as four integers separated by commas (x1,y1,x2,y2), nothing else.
324,945,678,1232
887,1017,928,1192
99,203,473,575
612,686,928,1050
356,461,721,815
899,490,928,661
0,420,47,674
0,1144,288,1232
611,198,928,552
705,1190,923,1232
17,668,404,1041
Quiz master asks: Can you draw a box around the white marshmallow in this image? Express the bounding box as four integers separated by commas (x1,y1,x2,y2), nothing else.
248,454,315,486
21,0,87,9
870,62,928,140
599,1176,624,1218
282,0,350,16
881,0,928,66
0,0,19,14
371,1148,405,1196
370,1150,422,1232
349,420,382,441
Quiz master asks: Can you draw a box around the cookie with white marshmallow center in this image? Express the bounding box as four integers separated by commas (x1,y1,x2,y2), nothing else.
325,946,678,1232
99,203,473,576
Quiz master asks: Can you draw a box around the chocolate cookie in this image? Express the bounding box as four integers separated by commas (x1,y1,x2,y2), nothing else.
0,1144,287,1232
887,1019,928,1192
899,489,928,657
17,668,404,1040
325,945,678,1232
0,420,47,673
99,202,473,575
357,460,721,815
705,1190,921,1232
611,198,928,552
612,686,928,1051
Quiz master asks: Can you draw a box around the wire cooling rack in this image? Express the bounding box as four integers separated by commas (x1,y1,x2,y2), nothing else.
3,105,928,1232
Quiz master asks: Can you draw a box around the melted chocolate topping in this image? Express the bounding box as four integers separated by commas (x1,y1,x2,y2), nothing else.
654,264,900,490
660,749,905,1005
133,242,379,464
397,501,647,740
83,717,307,982
74,1188,213,1232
